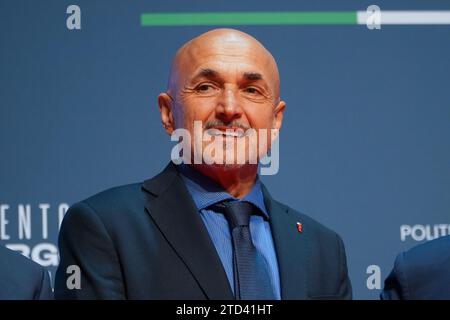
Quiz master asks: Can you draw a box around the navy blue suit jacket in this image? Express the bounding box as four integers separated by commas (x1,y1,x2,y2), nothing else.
55,162,352,299
0,245,53,300
381,235,450,300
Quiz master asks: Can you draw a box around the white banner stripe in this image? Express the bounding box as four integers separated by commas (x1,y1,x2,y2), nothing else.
357,11,450,25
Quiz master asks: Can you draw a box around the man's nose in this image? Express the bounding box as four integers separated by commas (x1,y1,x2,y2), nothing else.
216,87,243,122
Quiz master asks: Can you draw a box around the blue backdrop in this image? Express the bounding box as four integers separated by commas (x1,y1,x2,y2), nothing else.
0,0,449,299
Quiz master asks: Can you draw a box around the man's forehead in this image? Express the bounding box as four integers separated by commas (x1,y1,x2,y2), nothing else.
168,29,280,95
181,48,274,81
185,67,268,88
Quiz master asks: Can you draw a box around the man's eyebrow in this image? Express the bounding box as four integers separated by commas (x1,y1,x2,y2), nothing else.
192,68,220,80
243,72,263,81
190,69,267,86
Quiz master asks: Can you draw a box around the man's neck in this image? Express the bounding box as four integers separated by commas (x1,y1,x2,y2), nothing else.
190,164,258,199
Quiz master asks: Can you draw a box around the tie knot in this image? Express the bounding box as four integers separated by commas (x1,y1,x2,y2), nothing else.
212,201,256,229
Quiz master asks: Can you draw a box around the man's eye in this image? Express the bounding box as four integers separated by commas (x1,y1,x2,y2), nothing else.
244,87,260,94
196,84,214,92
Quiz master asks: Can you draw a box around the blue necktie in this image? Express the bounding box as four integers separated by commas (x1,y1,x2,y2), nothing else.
213,201,275,300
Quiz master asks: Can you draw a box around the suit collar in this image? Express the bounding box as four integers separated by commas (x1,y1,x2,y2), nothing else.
142,162,234,300
142,162,178,196
261,184,309,299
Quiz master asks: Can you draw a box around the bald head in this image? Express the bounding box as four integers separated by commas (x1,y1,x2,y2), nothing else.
167,28,281,101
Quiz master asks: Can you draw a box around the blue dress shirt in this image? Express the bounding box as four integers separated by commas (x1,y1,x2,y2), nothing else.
178,165,281,299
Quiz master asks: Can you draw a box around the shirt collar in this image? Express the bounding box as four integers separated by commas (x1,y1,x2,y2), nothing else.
177,164,269,219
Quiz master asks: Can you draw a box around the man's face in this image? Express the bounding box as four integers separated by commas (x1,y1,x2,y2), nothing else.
160,30,285,167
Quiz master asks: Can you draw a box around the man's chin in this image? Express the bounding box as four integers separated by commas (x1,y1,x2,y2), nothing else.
199,161,258,172
211,162,245,170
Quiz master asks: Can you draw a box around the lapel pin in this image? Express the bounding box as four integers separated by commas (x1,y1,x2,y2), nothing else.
296,222,303,233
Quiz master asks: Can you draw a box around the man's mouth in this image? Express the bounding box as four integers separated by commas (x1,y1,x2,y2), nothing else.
205,126,247,138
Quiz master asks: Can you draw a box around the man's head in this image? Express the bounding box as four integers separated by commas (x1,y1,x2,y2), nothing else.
158,28,285,170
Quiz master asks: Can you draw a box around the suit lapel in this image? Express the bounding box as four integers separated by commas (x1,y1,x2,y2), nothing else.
262,184,309,299
142,163,234,300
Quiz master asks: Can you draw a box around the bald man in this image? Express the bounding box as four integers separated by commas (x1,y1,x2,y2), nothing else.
55,29,352,300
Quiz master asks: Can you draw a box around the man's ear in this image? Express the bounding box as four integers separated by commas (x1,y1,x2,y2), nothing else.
158,93,175,135
273,100,286,132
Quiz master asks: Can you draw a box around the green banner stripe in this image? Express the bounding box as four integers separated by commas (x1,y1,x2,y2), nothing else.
141,12,357,26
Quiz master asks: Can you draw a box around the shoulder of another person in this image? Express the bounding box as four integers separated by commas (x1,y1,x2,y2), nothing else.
402,235,450,271
0,246,47,290
0,246,44,274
